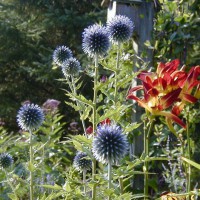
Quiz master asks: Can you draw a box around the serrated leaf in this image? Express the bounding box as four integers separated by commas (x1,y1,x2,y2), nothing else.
73,135,92,146
65,101,80,111
103,188,114,196
7,193,18,200
126,159,144,170
117,193,132,199
75,80,83,90
51,127,63,135
40,184,62,190
28,161,36,172
44,191,64,200
72,140,83,151
80,105,92,121
145,157,169,162
64,183,71,192
99,104,131,122
67,93,93,107
124,122,142,133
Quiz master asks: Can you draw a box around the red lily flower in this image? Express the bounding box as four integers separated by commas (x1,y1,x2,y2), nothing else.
172,65,200,115
127,59,187,129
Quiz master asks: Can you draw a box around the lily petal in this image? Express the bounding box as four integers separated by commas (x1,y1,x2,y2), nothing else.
127,94,152,113
182,93,198,103
159,111,186,128
160,88,181,109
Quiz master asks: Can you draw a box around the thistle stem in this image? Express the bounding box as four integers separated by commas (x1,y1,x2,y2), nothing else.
92,159,97,200
114,42,121,105
93,54,98,132
29,129,34,200
92,54,99,200
119,177,124,195
108,160,112,200
144,118,154,200
83,169,87,195
186,112,191,200
41,145,45,193
71,75,87,135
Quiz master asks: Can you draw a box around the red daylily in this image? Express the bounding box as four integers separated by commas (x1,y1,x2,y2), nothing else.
138,59,187,95
127,59,187,129
172,65,200,116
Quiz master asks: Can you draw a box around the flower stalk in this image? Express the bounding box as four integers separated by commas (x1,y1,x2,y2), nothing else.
186,112,191,200
114,42,121,105
83,169,87,195
29,129,34,200
144,116,154,200
92,54,99,200
108,160,112,200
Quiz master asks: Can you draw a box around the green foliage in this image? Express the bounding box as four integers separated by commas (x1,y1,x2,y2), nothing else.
0,110,73,199
0,0,106,130
154,0,200,65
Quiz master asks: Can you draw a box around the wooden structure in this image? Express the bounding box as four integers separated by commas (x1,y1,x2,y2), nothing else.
107,0,154,190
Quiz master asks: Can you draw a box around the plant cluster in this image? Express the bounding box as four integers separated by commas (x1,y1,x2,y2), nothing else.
0,2,200,200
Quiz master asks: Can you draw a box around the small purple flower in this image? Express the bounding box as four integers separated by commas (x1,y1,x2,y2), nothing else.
17,104,44,131
92,124,128,164
82,24,110,57
62,57,81,77
107,15,134,43
53,45,73,66
73,152,92,172
42,99,60,114
100,75,107,83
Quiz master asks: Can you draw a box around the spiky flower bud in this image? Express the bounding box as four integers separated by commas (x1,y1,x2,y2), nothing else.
73,152,92,172
0,153,13,169
17,103,44,131
62,57,81,77
53,45,73,66
92,124,128,164
107,15,134,43
82,24,110,57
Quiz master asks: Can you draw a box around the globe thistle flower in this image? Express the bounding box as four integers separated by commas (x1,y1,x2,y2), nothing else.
0,153,13,169
53,45,73,66
107,15,134,43
92,124,128,164
62,57,81,77
73,152,92,172
17,103,45,131
82,24,110,57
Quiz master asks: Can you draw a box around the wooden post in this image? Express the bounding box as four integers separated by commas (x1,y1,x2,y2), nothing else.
107,0,154,190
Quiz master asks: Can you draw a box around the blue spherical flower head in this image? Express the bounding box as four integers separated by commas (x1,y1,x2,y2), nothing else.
92,124,128,164
0,153,13,169
17,103,44,131
62,57,81,77
53,45,73,66
82,24,110,57
107,15,134,43
73,152,92,172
